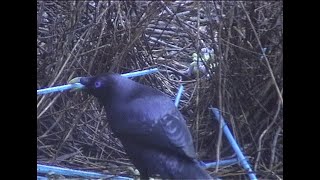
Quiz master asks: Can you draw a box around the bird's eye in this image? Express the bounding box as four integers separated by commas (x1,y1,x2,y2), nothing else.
94,81,102,88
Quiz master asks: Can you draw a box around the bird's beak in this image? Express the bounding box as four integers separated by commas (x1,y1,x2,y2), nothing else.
68,77,82,84
68,76,89,91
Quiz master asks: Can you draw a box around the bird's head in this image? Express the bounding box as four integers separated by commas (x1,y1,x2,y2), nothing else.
69,73,135,103
69,74,113,97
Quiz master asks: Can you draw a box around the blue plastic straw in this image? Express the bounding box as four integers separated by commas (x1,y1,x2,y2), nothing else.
37,157,240,179
174,85,184,107
210,107,258,180
121,68,158,78
37,83,84,95
37,164,133,180
37,68,158,95
202,157,247,169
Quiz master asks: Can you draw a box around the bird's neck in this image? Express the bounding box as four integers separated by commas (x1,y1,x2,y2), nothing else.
107,78,139,103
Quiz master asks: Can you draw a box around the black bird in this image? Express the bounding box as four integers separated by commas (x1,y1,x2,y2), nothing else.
75,73,212,179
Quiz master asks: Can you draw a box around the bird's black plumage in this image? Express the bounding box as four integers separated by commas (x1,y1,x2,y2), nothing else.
79,73,212,179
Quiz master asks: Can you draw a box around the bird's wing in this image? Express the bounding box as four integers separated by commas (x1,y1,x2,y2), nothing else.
110,96,197,160
159,108,197,159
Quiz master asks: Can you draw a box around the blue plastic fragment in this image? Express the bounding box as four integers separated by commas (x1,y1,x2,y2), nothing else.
201,157,245,169
37,164,133,180
174,85,184,107
210,107,258,180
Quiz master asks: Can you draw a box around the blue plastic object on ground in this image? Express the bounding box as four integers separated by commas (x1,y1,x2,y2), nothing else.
210,107,258,180
37,164,133,180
